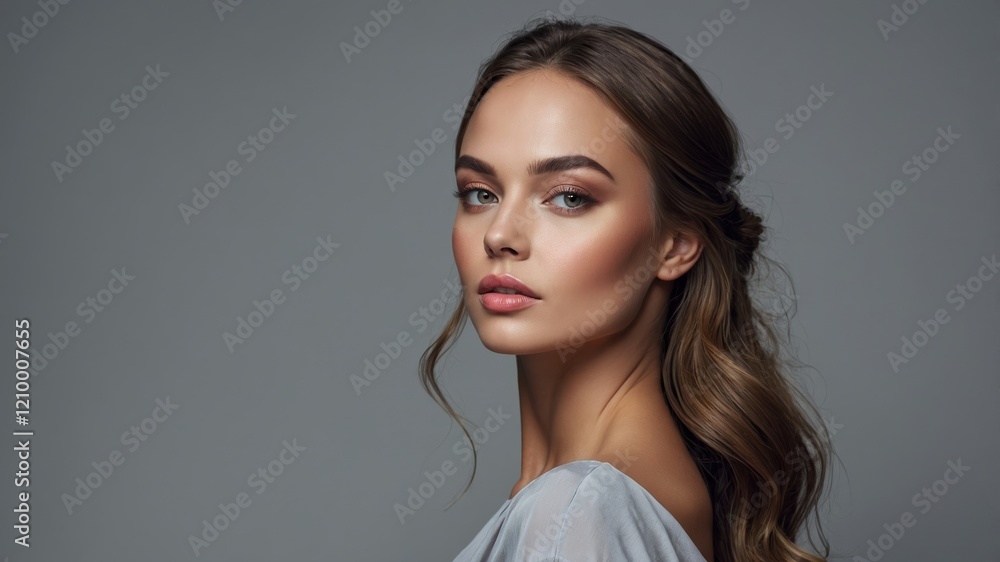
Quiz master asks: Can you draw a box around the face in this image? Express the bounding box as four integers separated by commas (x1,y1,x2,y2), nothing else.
452,68,673,356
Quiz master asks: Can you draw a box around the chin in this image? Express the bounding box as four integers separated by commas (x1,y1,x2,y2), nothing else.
479,336,553,356
470,318,553,356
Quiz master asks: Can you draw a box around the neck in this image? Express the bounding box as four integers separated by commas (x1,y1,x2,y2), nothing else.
511,292,675,493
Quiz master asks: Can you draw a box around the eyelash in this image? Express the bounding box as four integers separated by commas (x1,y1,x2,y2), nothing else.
451,184,595,215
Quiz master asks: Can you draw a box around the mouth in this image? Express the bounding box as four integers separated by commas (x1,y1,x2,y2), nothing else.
477,273,541,299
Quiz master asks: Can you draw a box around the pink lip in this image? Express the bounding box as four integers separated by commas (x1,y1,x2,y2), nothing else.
478,274,540,298
477,273,540,312
479,292,540,312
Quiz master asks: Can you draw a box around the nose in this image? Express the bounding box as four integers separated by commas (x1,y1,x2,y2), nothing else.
483,195,533,259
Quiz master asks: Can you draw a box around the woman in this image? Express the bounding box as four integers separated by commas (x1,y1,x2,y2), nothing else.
420,16,835,562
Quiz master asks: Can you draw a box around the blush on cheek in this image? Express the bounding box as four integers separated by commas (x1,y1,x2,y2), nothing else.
452,225,470,265
567,236,643,296
543,260,627,334
452,226,478,299
557,239,652,335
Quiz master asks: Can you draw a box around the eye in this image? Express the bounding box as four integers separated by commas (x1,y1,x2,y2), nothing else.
551,191,587,210
546,186,595,214
452,183,596,215
452,185,496,206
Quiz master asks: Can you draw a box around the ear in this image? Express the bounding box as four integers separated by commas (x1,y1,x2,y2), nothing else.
656,228,703,282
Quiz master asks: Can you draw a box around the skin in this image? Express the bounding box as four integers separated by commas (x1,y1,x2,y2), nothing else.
452,68,714,560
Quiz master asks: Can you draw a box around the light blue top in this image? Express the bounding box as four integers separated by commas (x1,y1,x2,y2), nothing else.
451,459,709,562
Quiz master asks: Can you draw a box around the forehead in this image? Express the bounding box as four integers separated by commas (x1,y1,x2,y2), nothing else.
461,69,640,168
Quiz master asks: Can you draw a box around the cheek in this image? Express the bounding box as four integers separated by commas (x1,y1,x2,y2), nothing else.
554,244,634,312
452,221,478,289
536,217,655,338
452,222,473,263
540,216,648,301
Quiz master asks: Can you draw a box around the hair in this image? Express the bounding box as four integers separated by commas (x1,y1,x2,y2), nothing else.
419,15,840,562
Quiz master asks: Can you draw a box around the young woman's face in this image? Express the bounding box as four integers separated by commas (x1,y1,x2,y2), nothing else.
453,69,664,356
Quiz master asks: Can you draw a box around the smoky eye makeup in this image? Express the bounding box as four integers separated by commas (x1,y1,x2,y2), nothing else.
452,182,597,215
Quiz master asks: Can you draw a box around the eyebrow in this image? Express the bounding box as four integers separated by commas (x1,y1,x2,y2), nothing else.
455,154,615,183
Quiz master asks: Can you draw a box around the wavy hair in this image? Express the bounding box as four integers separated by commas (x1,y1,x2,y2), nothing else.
420,16,839,562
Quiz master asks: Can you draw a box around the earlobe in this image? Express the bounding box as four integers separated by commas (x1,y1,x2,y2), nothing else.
656,231,702,281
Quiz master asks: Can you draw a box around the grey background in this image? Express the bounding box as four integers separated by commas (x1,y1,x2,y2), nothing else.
1,0,997,560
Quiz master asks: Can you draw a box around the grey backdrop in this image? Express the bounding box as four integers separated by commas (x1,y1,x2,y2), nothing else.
1,0,997,560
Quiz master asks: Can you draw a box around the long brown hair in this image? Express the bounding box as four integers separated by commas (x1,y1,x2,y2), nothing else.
420,16,839,562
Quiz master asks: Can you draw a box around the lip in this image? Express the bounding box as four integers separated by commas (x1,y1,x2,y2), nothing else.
477,274,541,299
477,274,541,313
479,292,539,312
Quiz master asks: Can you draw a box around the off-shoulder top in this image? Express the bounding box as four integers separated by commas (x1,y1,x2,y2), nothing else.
451,459,709,561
